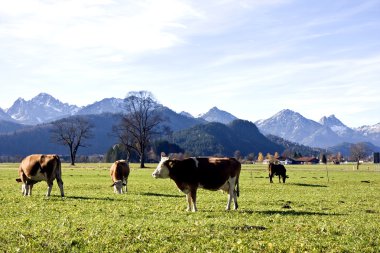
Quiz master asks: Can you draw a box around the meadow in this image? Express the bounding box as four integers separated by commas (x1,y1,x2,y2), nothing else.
0,162,379,252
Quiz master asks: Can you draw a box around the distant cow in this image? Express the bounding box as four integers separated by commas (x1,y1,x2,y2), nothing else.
110,160,130,194
268,162,287,183
16,154,64,197
152,153,241,212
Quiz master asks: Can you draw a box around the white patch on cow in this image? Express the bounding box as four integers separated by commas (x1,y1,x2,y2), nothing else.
152,156,170,179
21,183,26,195
191,157,199,168
30,171,46,182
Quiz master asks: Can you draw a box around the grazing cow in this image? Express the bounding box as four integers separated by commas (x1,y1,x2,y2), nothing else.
152,154,241,212
268,162,287,183
16,154,64,197
110,160,130,194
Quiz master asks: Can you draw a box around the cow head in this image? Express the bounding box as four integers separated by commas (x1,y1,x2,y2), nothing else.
152,153,170,179
111,180,124,194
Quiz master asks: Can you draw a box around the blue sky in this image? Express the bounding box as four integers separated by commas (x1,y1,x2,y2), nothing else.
1,0,379,127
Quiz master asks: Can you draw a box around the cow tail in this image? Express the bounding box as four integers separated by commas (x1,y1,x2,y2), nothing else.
56,156,62,181
236,175,240,197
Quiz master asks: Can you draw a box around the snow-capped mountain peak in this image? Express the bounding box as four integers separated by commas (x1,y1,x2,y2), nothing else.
319,114,345,127
355,123,380,134
6,93,79,124
179,111,194,118
256,109,344,147
200,106,238,124
76,97,125,115
319,114,352,137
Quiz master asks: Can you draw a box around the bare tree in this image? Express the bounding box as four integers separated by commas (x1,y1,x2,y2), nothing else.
51,117,94,165
350,143,370,170
234,150,242,161
115,91,164,168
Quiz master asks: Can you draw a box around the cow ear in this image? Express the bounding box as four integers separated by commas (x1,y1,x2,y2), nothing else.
161,152,167,158
110,183,115,187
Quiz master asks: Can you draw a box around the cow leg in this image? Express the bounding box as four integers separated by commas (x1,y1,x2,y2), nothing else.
233,192,239,210
269,173,273,183
233,181,239,210
21,183,26,195
55,170,65,197
57,179,64,197
186,193,192,211
226,177,235,210
187,189,198,212
29,184,34,196
24,184,29,196
24,184,30,196
46,181,53,197
24,183,33,196
123,179,127,193
278,175,281,183
191,190,197,212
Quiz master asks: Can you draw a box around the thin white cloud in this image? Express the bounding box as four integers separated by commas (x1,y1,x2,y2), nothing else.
0,0,200,53
0,0,380,128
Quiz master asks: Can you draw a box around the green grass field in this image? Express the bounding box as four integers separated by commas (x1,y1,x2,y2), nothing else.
0,163,379,252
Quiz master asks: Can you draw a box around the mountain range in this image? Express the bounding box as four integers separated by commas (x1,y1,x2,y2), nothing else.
255,109,380,148
0,93,379,157
0,93,237,126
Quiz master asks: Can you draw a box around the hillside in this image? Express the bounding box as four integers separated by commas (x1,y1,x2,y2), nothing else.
0,113,121,156
171,120,283,157
0,120,29,134
266,134,322,157
1,93,380,150
327,142,380,157
1,93,380,157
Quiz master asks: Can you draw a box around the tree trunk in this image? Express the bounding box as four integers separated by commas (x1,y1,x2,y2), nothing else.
139,150,145,168
69,145,75,166
356,161,360,170
70,153,75,166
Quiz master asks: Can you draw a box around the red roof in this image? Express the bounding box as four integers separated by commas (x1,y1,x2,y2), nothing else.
296,157,319,163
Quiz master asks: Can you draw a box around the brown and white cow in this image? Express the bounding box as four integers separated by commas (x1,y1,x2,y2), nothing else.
110,160,130,194
16,154,64,197
268,162,287,183
152,154,241,212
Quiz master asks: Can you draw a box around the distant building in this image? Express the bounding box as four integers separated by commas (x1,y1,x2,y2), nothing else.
277,156,297,165
270,156,319,165
295,157,319,164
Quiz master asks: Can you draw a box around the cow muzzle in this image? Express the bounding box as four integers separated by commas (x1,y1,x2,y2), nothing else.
152,172,159,178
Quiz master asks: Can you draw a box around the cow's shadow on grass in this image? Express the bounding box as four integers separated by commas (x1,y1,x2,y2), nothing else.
140,192,183,198
64,196,124,201
290,183,328,188
240,209,344,216
63,192,183,201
